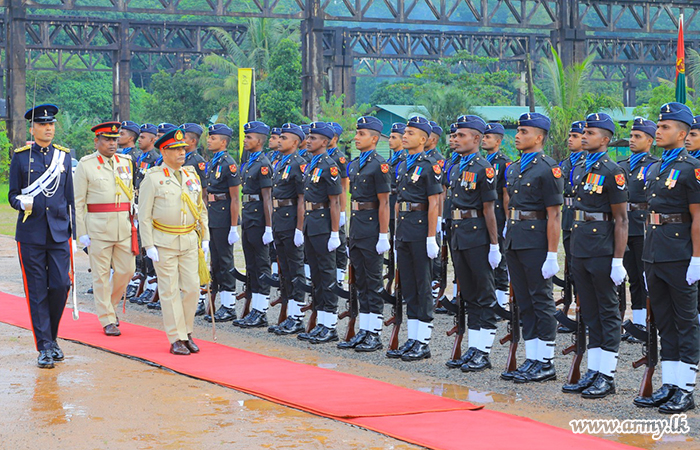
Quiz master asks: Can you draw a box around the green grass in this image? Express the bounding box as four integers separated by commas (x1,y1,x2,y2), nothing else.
0,184,16,236
0,183,7,205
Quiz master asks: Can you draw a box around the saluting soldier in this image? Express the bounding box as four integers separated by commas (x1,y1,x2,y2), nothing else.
296,122,343,344
635,103,700,413
139,127,209,355
619,118,658,340
388,116,443,361
337,116,391,352
9,104,74,368
564,113,628,398
327,122,349,285
118,120,142,161
74,122,137,336
503,113,564,383
203,124,241,323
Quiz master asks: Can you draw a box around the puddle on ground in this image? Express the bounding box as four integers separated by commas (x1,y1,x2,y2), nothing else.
416,382,517,404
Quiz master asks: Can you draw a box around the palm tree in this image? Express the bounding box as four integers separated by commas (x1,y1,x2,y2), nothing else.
413,84,477,151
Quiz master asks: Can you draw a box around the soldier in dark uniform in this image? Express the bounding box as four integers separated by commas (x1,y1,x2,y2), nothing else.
337,116,391,352
296,122,342,344
635,102,700,413
388,116,443,361
425,121,446,292
118,120,142,161
482,122,511,308
685,116,700,327
232,121,274,328
9,104,74,368
387,123,407,276
445,115,501,372
619,118,658,339
564,113,629,398
181,123,208,182
298,124,311,163
267,126,282,277
203,124,242,322
503,112,564,383
327,122,349,286
268,123,307,335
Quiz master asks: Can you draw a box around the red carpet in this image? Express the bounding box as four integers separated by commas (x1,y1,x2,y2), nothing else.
0,292,640,450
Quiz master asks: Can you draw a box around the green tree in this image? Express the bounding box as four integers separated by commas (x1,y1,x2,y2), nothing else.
258,39,304,126
414,84,478,151
310,94,373,158
369,80,422,105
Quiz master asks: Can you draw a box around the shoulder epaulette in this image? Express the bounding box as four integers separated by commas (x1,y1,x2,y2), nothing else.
54,144,70,153
13,145,31,153
81,153,97,162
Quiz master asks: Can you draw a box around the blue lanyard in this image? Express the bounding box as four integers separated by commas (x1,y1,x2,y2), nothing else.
569,151,583,167
306,154,323,174
359,150,373,169
446,154,461,184
247,151,262,169
661,148,683,173
406,153,421,171
585,151,606,172
689,150,700,159
275,153,292,171
629,152,647,172
121,147,133,155
520,152,539,172
459,153,476,173
485,152,497,164
327,147,337,157
390,149,405,165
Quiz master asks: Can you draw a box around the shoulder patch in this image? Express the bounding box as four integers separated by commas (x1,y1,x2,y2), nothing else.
485,167,495,179
54,144,71,153
615,173,626,186
198,162,206,171
330,166,339,177
552,167,562,178
300,164,307,173
13,145,31,153
261,166,269,176
339,156,346,164
381,163,389,174
695,168,700,181
229,164,237,174
433,164,442,175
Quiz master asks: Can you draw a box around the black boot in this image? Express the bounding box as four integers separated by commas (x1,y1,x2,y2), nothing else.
355,332,383,352
513,361,556,383
658,389,696,414
239,310,268,328
205,306,237,323
195,301,206,317
50,341,64,361
401,341,431,361
37,350,54,369
562,370,598,394
501,358,536,381
581,373,616,399
557,323,575,334
275,317,305,335
626,325,646,344
310,326,339,344
337,329,368,349
460,350,491,372
147,300,161,310
634,384,678,408
136,288,156,305
386,339,416,359
298,324,324,341
446,347,476,369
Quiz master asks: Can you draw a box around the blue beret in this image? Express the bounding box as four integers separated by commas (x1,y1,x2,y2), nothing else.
280,123,305,142
328,122,343,136
208,123,233,138
25,104,58,123
271,127,282,136
632,117,658,137
429,121,443,136
243,121,270,136
120,120,141,135
518,112,551,132
157,123,176,134
140,123,157,135
658,102,693,126
449,123,457,134
309,121,335,140
693,115,700,130
585,113,616,134
300,124,310,137
406,116,433,137
456,115,486,134
356,116,383,133
180,123,203,136
570,121,585,134
390,122,406,135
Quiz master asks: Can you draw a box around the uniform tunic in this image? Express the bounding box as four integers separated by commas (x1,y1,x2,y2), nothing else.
485,150,511,292
184,148,207,182
327,147,348,272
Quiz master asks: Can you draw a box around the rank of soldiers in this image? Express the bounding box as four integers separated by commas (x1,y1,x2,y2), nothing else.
9,101,699,415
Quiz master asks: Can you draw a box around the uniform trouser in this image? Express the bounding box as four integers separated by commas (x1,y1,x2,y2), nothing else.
241,226,271,295
453,244,497,330
274,228,305,302
335,225,348,271
305,232,338,313
89,237,135,327
623,235,647,310
572,255,621,352
397,239,433,323
646,261,700,364
153,245,198,343
17,238,71,351
210,227,236,293
494,211,508,291
349,237,384,315
506,248,556,342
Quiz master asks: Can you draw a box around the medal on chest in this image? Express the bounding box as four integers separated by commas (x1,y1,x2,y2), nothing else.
410,166,422,183
666,169,680,189
116,165,131,180
461,171,477,190
282,165,291,180
584,173,605,194
311,168,322,183
186,178,201,192
215,164,222,179
493,164,499,176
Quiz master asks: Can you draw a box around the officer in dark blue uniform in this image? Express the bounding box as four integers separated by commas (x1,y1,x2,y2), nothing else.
425,121,446,291
685,116,700,326
326,122,349,286
181,123,207,183
203,124,242,322
636,102,700,413
297,122,343,344
438,123,460,309
9,104,74,368
503,112,564,383
388,116,443,361
118,120,142,162
298,124,311,162
267,126,282,277
387,123,407,281
619,118,658,339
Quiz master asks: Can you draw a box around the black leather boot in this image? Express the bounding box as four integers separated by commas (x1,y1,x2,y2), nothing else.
658,389,695,414
446,347,476,369
562,369,599,394
401,342,431,361
337,329,368,349
501,358,536,381
461,350,491,372
634,384,678,408
355,332,383,352
37,350,54,369
581,373,615,398
386,339,416,359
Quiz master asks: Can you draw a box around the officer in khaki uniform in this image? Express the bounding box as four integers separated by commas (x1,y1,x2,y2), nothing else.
74,122,136,336
139,127,210,355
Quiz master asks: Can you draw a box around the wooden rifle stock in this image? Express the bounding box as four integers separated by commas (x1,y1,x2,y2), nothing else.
240,272,252,317
500,284,519,373
387,268,402,351
434,234,449,308
564,294,585,384
341,265,357,342
270,258,287,325
635,297,657,399
446,281,463,362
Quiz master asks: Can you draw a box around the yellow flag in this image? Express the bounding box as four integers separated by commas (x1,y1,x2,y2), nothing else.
238,68,255,157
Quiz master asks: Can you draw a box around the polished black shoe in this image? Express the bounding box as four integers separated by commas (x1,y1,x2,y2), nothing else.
50,341,64,361
274,317,305,335
232,310,257,327
136,289,156,305
446,347,477,369
386,339,416,359
298,324,324,341
634,383,678,408
557,323,575,334
513,361,556,383
195,301,206,317
659,389,695,414
581,373,615,398
501,358,536,380
461,350,491,372
401,342,431,361
126,276,143,300
562,370,598,394
147,300,161,310
337,329,368,349
37,350,55,369
310,326,339,344
355,332,383,353
205,306,236,323
626,325,646,344
239,310,268,328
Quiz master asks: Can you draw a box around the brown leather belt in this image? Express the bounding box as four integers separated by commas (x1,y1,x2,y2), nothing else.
573,210,612,222
352,201,379,211
628,202,648,211
564,197,574,206
648,212,691,225
398,201,428,212
241,194,261,203
305,201,329,211
273,198,297,208
207,193,229,202
87,203,130,213
508,210,546,221
452,209,484,220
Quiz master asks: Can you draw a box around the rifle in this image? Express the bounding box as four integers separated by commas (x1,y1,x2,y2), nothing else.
434,231,449,309
384,267,402,351
384,236,395,295
623,297,658,399
555,294,585,384
294,277,317,332
446,282,463,364
334,264,358,342
232,267,251,317
260,259,287,325
618,278,627,333
498,285,519,373
555,258,573,318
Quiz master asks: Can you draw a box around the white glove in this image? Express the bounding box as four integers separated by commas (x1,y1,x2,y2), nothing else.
541,252,559,279
146,246,159,262
339,211,346,227
262,226,274,245
72,239,78,254
436,217,442,235
328,231,341,252
228,226,240,245
133,218,139,229
610,258,627,286
294,228,304,247
502,224,507,239
426,236,439,259
19,200,27,211
202,240,210,255
488,244,502,270
79,235,91,248
132,203,138,216
686,257,700,285
376,233,391,254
